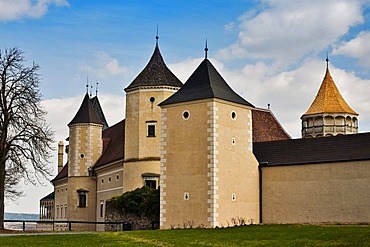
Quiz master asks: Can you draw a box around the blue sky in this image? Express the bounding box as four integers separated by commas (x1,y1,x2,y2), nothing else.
1,0,370,214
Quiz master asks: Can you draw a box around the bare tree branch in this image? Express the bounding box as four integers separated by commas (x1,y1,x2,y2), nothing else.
0,47,54,229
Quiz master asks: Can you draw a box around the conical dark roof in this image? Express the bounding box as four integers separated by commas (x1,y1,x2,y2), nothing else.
90,96,109,130
160,59,254,107
68,93,103,126
124,45,182,91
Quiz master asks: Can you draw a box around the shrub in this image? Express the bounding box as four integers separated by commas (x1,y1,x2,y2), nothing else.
111,186,159,221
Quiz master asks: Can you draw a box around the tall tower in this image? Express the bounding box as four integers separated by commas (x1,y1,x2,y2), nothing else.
123,37,182,192
67,93,103,228
301,60,358,138
159,55,259,229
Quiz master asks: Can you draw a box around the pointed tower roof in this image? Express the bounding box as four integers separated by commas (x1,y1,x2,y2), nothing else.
124,44,182,92
90,96,109,130
303,67,357,116
68,93,103,126
160,59,254,107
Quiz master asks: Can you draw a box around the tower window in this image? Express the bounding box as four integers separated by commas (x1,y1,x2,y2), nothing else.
150,97,155,103
145,180,157,189
183,110,190,120
231,111,237,120
77,189,88,208
146,121,157,137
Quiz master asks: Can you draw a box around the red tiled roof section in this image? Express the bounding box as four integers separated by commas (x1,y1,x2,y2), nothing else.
94,120,125,168
252,108,291,142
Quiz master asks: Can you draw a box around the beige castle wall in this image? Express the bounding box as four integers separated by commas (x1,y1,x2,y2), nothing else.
95,162,124,231
215,100,259,227
160,101,210,228
123,160,160,192
261,160,370,224
68,123,102,177
125,89,178,160
66,176,97,230
160,99,259,229
54,180,68,221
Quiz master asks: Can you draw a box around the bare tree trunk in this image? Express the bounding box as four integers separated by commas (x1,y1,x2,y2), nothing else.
0,161,4,229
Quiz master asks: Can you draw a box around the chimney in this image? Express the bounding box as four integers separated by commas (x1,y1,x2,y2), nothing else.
58,141,64,173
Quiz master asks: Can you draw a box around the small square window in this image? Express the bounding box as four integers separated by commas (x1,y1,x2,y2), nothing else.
147,124,155,137
145,180,156,189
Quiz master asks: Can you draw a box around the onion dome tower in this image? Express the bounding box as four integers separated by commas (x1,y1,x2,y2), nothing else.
301,59,358,138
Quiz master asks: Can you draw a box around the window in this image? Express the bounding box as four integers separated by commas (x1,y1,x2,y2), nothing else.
142,173,159,189
116,174,120,181
231,111,237,120
108,177,111,183
100,201,104,218
61,205,63,218
65,205,67,218
183,110,190,120
77,189,88,208
145,180,157,189
56,206,59,218
146,121,157,137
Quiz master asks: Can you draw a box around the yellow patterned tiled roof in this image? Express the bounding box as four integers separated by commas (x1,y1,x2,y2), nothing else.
303,68,357,116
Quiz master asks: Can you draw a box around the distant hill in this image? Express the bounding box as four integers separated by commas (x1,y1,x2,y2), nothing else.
4,212,39,220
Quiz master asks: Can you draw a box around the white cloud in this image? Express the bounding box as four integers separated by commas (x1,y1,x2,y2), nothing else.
218,0,365,66
80,52,128,82
0,0,69,21
333,31,370,68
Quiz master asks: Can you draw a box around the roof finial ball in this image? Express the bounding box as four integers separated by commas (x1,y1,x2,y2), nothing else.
205,39,209,59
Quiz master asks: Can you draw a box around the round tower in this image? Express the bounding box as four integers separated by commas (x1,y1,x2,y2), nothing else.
123,37,182,192
66,93,103,229
301,60,358,138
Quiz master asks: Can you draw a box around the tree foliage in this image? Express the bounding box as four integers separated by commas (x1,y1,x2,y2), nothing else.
111,186,159,221
0,48,54,229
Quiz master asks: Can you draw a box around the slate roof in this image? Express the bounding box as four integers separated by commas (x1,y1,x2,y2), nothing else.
40,191,55,201
125,45,182,91
160,59,254,107
252,108,291,142
94,120,125,169
254,132,370,166
68,93,103,126
90,96,109,130
303,67,357,116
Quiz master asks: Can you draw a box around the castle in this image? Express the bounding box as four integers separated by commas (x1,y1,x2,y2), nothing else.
39,37,370,230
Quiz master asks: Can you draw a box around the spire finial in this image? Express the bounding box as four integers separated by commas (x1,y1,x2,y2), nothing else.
326,52,329,69
86,76,89,94
156,25,159,46
205,39,208,59
96,81,99,97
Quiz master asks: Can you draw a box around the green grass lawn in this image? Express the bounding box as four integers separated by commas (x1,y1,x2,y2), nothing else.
1,224,369,246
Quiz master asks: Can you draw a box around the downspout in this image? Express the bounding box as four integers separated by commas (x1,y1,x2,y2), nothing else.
259,162,268,224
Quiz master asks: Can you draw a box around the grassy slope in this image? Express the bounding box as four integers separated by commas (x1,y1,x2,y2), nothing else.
1,225,369,246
